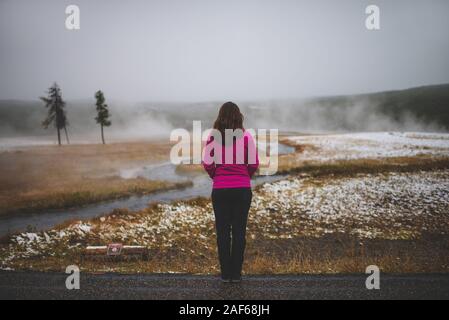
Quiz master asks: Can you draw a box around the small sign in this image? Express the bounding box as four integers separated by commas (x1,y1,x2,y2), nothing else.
107,243,123,256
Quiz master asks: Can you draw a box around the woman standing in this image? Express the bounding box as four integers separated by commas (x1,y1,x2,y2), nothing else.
202,102,259,283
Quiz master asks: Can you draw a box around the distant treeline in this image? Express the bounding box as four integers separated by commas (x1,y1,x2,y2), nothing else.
308,84,449,131
0,83,448,137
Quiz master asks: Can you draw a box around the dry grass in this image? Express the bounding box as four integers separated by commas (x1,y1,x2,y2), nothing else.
277,154,449,177
3,171,448,275
7,234,448,274
175,134,449,179
175,163,203,176
244,235,449,274
174,154,449,181
1,177,191,216
2,137,449,275
0,140,181,216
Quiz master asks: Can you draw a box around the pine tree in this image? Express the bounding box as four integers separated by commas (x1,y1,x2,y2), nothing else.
95,90,111,144
40,83,69,146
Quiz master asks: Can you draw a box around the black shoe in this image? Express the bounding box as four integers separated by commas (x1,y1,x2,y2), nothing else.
231,276,242,283
221,276,231,283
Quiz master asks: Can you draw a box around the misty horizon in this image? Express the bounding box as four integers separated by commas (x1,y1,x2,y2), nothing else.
1,83,448,141
0,81,448,105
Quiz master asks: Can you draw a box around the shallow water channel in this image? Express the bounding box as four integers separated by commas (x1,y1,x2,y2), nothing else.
0,144,295,236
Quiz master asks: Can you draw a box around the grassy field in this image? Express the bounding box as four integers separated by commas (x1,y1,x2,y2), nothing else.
4,234,447,275
0,141,189,216
1,160,448,274
0,133,448,274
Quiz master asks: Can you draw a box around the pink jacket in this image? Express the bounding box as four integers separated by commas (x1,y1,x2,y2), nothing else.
202,130,259,189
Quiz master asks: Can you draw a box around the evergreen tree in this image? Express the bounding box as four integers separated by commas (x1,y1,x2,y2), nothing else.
95,90,111,144
40,83,69,146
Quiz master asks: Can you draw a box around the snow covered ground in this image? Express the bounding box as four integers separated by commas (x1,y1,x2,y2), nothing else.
254,171,449,240
1,169,448,270
287,132,449,161
1,131,448,271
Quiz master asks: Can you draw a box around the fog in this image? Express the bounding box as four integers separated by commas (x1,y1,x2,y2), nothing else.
240,100,445,133
1,0,449,142
1,0,449,102
3,94,446,144
0,100,176,141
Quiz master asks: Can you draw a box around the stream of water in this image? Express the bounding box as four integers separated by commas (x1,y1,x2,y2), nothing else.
0,144,295,236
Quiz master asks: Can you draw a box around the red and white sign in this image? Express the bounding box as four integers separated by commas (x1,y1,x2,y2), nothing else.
107,243,123,256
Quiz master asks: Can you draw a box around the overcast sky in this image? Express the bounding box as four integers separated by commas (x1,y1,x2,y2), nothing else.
1,0,449,102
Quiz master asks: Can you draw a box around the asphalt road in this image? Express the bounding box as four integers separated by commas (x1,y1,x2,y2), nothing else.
0,271,448,300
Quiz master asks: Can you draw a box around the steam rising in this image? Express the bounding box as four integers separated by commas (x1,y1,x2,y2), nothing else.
241,100,444,133
2,91,446,146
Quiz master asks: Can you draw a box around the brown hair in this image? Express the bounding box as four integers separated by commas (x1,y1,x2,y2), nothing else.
213,102,244,141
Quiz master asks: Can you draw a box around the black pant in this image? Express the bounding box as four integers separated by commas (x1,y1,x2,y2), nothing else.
211,188,252,279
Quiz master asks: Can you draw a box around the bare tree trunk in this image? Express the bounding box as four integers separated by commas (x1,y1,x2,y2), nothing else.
101,124,105,144
64,126,70,145
57,128,61,146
